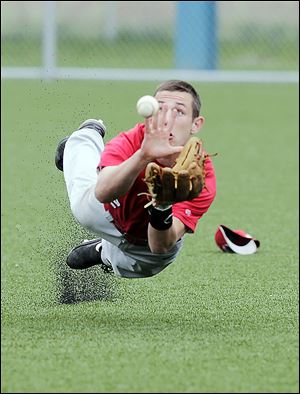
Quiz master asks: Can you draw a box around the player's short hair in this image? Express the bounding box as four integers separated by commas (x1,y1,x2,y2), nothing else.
154,80,201,119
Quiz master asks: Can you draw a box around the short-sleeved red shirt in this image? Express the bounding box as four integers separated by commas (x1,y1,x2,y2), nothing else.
99,123,216,243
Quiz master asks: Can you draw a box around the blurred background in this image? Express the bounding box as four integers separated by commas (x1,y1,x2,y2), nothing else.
1,1,299,80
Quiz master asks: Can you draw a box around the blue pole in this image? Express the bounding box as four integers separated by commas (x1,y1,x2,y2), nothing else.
175,1,218,70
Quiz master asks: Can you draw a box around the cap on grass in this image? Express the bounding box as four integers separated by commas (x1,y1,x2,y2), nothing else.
215,224,260,255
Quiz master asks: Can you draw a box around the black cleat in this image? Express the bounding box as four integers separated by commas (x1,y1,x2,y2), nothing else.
66,238,113,274
55,136,68,171
55,119,106,172
78,118,106,138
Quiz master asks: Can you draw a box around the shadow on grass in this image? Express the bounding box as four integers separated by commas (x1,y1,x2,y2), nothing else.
56,262,118,304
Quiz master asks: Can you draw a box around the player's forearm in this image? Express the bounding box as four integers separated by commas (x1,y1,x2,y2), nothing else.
148,224,178,254
95,149,149,203
148,216,186,254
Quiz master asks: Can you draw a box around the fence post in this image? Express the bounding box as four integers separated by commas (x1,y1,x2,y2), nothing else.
43,1,56,80
175,1,218,70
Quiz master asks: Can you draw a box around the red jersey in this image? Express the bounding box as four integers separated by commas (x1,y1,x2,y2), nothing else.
99,124,216,244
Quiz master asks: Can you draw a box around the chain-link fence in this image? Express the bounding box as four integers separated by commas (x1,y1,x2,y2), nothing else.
1,1,299,81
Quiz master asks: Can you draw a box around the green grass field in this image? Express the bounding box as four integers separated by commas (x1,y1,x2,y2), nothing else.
1,80,299,393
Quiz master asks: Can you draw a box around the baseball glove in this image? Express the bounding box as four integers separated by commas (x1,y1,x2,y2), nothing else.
143,136,207,207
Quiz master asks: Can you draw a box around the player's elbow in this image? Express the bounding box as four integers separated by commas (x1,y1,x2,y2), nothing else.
95,170,118,203
149,239,176,254
94,182,114,203
95,185,107,203
150,246,172,254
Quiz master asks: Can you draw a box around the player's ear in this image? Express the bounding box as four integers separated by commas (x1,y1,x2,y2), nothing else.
191,116,205,134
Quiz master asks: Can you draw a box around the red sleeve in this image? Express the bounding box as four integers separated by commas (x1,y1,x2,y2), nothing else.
172,156,216,233
99,124,145,168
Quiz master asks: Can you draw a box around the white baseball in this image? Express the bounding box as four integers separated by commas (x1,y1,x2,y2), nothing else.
136,95,159,118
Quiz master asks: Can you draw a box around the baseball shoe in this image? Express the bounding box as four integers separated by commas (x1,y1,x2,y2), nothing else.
66,238,113,274
55,118,106,171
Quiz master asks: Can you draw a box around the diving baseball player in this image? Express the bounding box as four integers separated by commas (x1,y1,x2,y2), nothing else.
55,80,216,278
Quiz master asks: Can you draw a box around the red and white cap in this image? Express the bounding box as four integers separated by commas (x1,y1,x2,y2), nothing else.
215,224,260,255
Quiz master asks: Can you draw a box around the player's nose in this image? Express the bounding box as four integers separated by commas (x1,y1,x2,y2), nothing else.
163,108,174,126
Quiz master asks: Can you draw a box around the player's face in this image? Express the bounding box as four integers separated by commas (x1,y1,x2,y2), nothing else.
154,90,204,146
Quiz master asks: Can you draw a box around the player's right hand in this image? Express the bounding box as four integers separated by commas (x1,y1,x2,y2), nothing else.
140,103,183,164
